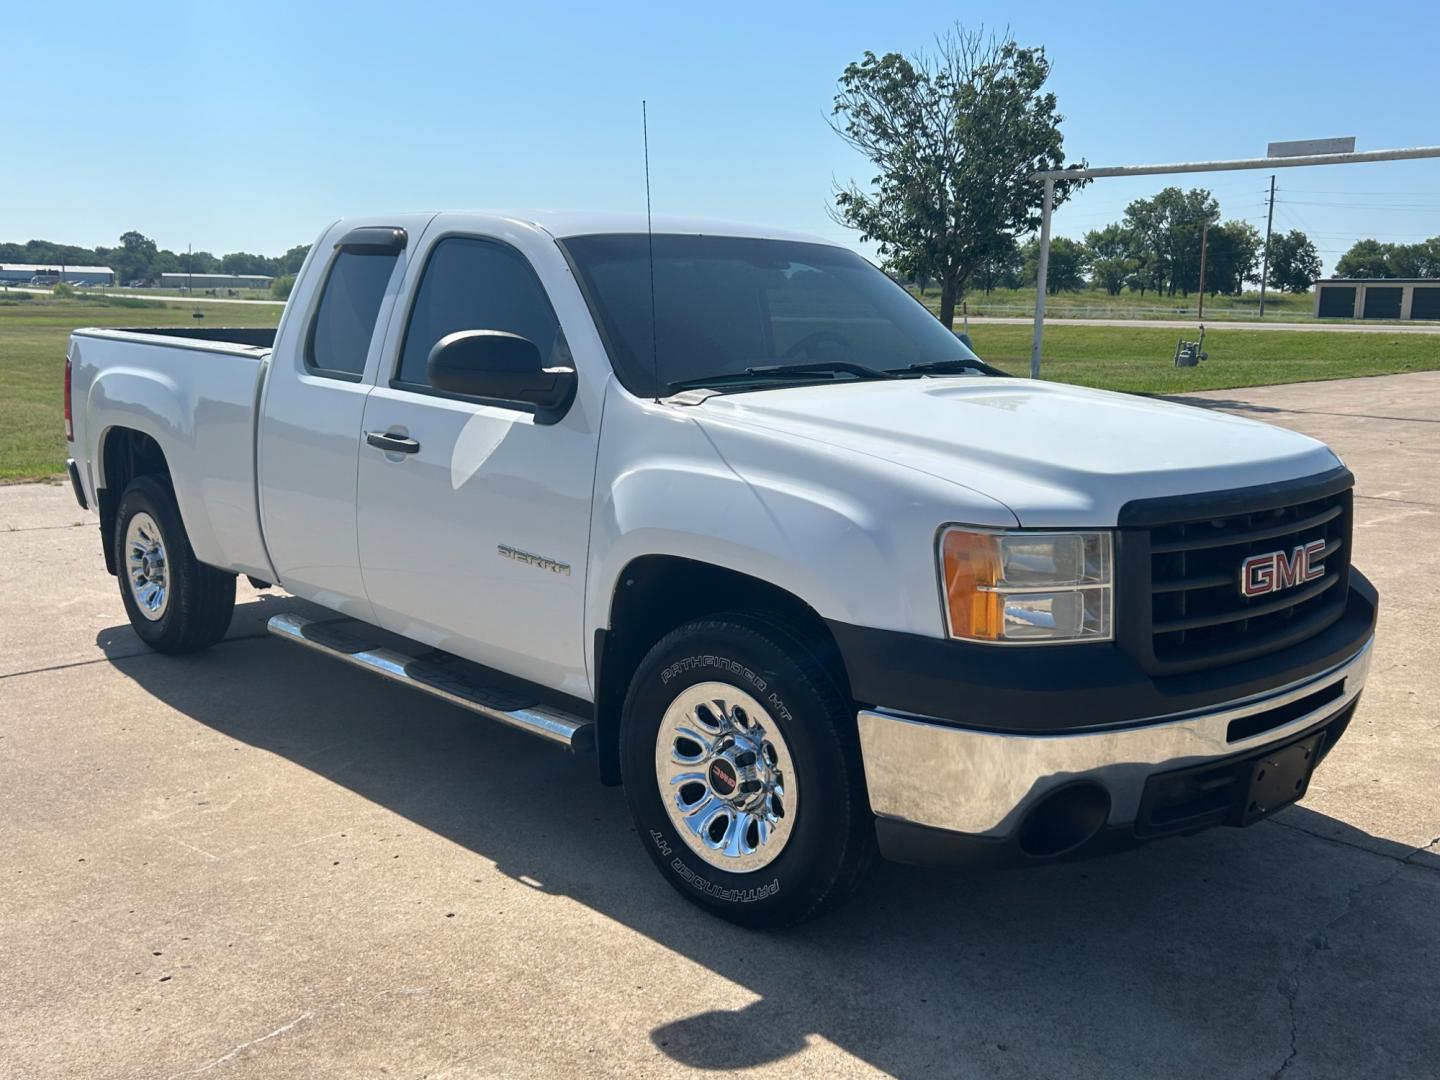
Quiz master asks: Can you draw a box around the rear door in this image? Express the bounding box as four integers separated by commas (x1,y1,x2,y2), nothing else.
355,221,602,699
257,222,418,619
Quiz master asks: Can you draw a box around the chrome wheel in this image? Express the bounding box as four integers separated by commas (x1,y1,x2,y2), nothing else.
125,512,169,621
654,681,798,873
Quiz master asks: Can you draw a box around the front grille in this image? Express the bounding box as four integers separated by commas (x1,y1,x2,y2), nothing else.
1118,469,1353,675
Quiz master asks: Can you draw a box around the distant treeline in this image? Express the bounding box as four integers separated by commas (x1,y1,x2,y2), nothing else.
0,232,309,288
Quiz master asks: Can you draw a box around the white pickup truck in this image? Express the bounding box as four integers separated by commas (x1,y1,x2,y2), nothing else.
65,212,1377,926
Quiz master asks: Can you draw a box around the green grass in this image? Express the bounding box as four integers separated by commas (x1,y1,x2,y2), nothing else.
970,323,1440,394
1,294,1437,483
0,294,279,483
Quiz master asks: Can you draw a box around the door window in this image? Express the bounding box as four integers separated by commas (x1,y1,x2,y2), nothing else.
305,250,399,380
396,237,566,392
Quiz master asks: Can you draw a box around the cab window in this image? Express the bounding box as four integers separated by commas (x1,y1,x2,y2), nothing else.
396,237,565,391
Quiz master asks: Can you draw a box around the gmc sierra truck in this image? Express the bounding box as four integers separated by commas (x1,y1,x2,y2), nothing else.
65,212,1377,926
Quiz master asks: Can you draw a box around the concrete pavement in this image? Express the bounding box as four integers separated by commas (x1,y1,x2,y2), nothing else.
2,373,1439,1078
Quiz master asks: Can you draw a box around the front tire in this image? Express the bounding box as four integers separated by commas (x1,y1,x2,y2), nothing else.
114,475,235,654
621,614,873,927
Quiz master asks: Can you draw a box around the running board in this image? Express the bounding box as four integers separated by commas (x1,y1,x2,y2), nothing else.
266,612,594,752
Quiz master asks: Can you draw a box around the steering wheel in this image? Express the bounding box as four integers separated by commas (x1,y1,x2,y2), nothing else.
783,330,850,360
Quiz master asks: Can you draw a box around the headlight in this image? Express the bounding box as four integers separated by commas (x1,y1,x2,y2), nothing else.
938,527,1113,643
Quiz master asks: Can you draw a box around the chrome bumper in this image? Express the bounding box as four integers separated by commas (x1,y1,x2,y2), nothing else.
857,636,1372,837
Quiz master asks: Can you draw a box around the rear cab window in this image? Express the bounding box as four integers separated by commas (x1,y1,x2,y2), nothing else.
305,249,400,381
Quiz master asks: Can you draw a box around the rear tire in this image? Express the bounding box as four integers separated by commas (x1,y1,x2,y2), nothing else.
114,475,235,654
621,613,874,928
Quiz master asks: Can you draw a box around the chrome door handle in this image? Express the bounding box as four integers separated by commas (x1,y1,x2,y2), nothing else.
365,431,421,455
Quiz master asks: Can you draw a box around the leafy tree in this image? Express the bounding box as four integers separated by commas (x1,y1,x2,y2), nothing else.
1385,237,1440,278
108,231,159,284
974,235,1023,294
830,25,1084,327
1335,239,1393,278
270,273,297,300
1084,223,1139,296
1022,235,1087,292
1122,187,1220,297
277,244,312,275
1203,220,1261,296
1266,229,1322,293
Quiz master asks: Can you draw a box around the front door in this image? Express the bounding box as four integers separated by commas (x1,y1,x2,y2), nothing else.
355,232,599,699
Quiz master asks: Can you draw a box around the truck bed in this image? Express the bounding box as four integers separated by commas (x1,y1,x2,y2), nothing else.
68,325,276,582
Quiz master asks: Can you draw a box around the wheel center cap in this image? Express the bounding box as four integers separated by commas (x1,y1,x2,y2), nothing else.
708,757,739,797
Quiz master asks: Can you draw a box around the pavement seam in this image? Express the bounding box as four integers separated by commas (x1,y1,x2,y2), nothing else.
2,522,89,533
1352,493,1439,510
1270,855,1415,1080
166,1011,312,1078
1270,818,1440,875
0,633,272,682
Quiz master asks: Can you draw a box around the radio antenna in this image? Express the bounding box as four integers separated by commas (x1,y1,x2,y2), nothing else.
643,100,660,402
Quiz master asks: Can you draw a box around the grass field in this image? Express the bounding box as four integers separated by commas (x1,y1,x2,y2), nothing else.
0,294,279,483
1,293,1437,483
967,323,1440,393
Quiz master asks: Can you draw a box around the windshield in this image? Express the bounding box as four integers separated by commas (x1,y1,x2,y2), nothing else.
559,234,990,397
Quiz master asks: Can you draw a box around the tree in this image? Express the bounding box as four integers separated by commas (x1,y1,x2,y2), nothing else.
277,244,312,275
1122,188,1219,297
830,25,1084,327
109,231,159,284
974,235,1023,293
1335,239,1393,278
1386,237,1440,278
1267,229,1322,293
1022,235,1087,292
1084,223,1139,296
1203,220,1261,296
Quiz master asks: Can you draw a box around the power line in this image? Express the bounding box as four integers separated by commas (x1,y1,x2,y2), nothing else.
1277,199,1440,212
1278,188,1440,198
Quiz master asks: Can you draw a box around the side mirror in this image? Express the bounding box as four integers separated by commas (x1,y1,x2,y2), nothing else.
954,331,974,349
426,330,576,414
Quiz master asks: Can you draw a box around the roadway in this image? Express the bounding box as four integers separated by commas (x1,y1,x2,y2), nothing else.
961,314,1440,333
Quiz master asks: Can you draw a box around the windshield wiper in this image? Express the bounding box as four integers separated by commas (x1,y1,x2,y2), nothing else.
744,361,898,380
668,360,898,393
889,358,1009,377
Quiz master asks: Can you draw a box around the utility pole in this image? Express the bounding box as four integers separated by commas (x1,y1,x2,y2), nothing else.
1258,174,1276,317
1197,222,1210,321
1030,177,1054,379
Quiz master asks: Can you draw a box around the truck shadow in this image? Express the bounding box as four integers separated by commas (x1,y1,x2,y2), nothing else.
101,597,1438,1077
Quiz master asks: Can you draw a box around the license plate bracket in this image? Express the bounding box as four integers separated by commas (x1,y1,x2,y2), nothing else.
1241,733,1324,825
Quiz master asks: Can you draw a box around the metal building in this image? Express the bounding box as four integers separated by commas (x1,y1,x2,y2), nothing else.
1314,278,1440,320
0,263,115,286
158,272,274,291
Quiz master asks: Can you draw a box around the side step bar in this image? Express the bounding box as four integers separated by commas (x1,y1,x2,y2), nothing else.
266,612,594,752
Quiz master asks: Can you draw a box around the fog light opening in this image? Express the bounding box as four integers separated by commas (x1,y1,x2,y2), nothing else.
1018,782,1111,858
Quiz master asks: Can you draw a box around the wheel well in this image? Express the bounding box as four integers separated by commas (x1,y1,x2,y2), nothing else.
593,555,850,785
97,428,171,575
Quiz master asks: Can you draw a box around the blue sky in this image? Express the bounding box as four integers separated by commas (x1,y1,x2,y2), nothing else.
6,0,1439,275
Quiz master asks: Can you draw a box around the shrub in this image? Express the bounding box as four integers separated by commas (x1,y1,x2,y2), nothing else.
270,273,296,300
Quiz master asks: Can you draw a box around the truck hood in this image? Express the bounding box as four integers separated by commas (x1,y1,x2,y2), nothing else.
693,377,1342,527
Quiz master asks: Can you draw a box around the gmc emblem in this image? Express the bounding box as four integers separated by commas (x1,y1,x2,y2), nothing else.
1240,539,1326,597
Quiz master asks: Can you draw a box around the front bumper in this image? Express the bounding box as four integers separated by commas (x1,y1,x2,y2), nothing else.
858,633,1373,867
